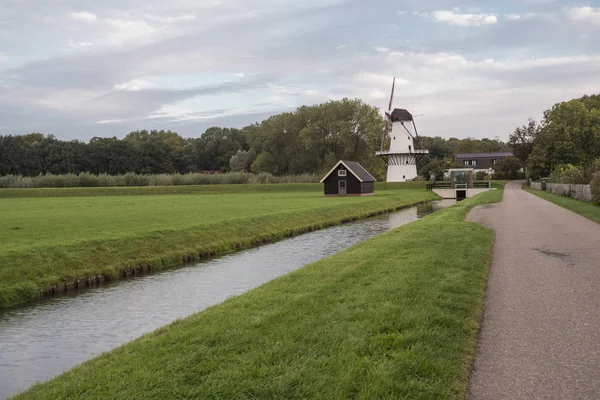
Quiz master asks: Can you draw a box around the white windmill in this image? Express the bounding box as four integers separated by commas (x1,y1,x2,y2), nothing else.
376,77,428,182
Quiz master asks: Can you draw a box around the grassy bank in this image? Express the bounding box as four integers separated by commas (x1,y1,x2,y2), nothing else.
0,180,508,199
0,185,438,307
15,188,503,399
523,185,600,224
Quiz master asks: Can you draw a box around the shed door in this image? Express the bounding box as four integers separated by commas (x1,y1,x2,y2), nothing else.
338,180,347,196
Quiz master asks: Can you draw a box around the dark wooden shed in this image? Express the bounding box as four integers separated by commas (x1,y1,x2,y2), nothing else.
320,160,376,196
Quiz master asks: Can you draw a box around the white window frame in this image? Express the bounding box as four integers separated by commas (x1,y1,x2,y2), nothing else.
464,160,469,166
472,160,477,166
338,169,347,177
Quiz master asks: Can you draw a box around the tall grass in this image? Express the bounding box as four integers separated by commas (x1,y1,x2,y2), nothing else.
0,172,320,188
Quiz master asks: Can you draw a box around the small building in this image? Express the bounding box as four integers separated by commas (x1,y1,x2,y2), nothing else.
454,152,513,174
429,168,495,200
320,160,376,196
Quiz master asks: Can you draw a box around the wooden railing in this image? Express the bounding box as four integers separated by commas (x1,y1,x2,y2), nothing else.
426,183,452,191
426,181,491,191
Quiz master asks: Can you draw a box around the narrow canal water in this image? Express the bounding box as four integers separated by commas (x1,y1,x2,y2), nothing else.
0,200,454,399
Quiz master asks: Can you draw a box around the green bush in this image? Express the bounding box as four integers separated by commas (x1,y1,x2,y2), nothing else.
548,164,589,184
548,161,600,185
591,172,600,205
475,171,487,180
491,171,525,180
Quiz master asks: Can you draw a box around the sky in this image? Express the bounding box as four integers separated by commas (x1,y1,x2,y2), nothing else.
1,0,599,141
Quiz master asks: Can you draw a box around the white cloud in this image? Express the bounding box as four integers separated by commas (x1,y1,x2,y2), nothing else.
568,7,600,25
375,47,389,53
96,119,125,124
114,79,150,91
431,10,498,26
235,72,245,78
352,72,409,89
69,11,98,22
144,14,196,24
68,40,93,49
105,19,157,45
267,95,285,102
504,14,521,21
366,90,387,100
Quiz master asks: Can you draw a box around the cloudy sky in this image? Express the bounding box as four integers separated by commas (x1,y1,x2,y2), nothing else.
1,0,599,141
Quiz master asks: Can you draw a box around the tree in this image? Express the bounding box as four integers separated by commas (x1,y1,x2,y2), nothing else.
197,127,246,172
419,158,445,181
509,118,539,163
246,98,386,178
528,98,600,179
493,156,523,179
229,149,256,172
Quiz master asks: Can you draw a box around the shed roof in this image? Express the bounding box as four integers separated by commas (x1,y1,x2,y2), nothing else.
319,160,377,183
454,152,513,159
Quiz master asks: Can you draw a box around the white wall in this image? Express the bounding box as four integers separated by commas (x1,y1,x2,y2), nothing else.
433,188,496,199
389,121,415,153
387,165,418,182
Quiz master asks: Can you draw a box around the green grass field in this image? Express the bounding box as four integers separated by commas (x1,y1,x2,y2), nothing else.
523,185,600,224
14,187,503,399
0,184,439,307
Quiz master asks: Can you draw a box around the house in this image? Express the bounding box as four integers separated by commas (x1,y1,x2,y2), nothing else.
320,160,376,196
454,152,513,174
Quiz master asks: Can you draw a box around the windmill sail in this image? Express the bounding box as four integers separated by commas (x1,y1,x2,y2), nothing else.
380,77,395,152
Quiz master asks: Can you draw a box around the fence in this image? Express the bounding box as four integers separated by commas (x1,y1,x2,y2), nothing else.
530,182,592,202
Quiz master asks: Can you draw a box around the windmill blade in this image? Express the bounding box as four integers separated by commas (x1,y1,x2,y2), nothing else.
380,120,388,151
379,77,396,152
400,122,417,142
412,119,422,148
388,77,395,113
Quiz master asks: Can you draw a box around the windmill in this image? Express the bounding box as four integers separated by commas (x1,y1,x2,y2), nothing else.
376,77,429,182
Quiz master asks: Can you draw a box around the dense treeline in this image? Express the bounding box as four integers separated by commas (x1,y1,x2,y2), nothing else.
508,93,600,203
1,98,516,183
508,94,600,180
0,99,386,178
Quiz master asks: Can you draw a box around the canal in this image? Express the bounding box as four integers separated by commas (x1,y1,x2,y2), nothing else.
0,200,453,399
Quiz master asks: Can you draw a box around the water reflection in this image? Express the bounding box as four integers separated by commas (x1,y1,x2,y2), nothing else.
0,201,453,399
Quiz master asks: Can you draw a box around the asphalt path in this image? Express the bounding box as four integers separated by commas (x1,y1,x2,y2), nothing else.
466,181,600,399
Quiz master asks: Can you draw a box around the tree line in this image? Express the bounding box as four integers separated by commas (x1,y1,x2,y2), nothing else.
2,98,519,181
507,94,600,182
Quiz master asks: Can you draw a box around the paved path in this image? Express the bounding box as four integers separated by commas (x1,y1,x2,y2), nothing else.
466,181,600,400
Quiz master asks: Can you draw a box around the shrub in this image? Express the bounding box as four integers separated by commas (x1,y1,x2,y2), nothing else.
491,172,525,180
475,171,487,180
549,164,589,184
591,172,600,205
0,172,321,189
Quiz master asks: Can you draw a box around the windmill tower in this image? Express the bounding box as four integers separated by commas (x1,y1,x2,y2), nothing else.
376,77,428,182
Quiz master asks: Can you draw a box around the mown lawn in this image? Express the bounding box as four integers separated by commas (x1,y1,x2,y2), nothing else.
523,185,600,224
14,188,503,400
0,184,438,307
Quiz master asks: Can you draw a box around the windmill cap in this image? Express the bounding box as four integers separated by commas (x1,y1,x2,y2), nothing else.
390,109,413,122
